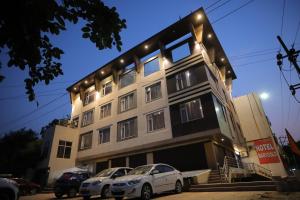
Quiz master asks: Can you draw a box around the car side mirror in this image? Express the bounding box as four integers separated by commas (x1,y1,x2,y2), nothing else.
151,169,159,175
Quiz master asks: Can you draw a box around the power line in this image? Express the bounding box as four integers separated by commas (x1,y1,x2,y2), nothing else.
211,0,254,24
280,0,286,38
0,93,68,128
234,57,274,68
293,19,300,45
0,80,75,89
0,93,66,101
205,0,224,10
207,0,233,14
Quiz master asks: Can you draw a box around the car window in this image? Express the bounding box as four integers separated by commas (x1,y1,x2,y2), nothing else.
163,165,174,172
113,169,126,178
79,173,89,180
126,168,132,174
155,165,165,173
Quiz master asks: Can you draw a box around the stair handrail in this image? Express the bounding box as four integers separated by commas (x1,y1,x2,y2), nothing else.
245,162,272,179
220,156,232,183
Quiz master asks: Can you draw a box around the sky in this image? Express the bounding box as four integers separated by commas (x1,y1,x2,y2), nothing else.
0,0,300,141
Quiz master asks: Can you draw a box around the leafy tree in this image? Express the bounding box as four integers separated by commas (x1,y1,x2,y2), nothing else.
0,0,126,101
0,128,42,177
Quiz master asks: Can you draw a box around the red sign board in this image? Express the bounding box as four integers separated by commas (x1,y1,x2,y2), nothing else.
254,138,280,164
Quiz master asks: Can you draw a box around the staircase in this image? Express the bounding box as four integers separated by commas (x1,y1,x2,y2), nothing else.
190,181,278,192
207,170,223,183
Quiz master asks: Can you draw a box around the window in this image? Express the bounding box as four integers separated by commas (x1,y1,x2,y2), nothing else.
57,140,72,158
102,81,112,96
83,90,95,106
119,70,136,89
99,127,110,144
144,57,160,76
145,82,162,102
71,116,79,128
117,117,137,141
146,110,165,132
79,132,93,150
180,99,204,123
175,70,191,91
171,42,191,62
81,109,94,127
119,91,136,113
100,103,111,119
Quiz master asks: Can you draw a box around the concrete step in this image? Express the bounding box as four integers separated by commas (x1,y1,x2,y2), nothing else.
189,185,277,192
191,181,277,189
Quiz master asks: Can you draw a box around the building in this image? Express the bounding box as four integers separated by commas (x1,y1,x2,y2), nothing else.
233,93,287,177
43,7,250,185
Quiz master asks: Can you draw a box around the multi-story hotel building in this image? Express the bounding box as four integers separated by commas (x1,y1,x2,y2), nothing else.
40,7,249,184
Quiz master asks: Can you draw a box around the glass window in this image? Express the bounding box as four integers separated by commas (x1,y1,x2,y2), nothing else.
146,110,165,132
102,81,112,96
79,132,93,150
175,70,191,91
117,117,137,141
99,127,110,144
83,90,95,106
144,57,160,76
145,82,162,103
180,99,204,123
119,91,136,113
119,70,136,89
100,103,111,119
57,140,72,158
171,42,191,62
81,109,94,127
71,116,79,128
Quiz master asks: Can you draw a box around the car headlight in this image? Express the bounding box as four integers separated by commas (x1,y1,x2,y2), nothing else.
92,180,102,186
127,179,141,186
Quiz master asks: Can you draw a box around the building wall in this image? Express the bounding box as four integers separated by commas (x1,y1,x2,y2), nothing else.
233,93,287,177
47,125,79,185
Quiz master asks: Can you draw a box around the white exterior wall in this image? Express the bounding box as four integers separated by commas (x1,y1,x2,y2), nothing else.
233,93,287,177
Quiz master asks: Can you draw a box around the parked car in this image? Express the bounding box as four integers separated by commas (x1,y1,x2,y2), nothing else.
11,178,40,195
79,167,132,200
111,163,183,200
54,171,90,198
0,178,19,200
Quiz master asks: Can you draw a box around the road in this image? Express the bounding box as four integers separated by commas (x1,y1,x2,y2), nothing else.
20,191,300,200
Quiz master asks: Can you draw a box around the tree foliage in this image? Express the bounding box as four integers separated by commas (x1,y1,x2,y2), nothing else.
0,0,126,101
0,128,42,177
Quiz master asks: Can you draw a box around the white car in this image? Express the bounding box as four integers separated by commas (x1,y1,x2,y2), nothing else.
79,167,132,199
0,178,19,200
111,164,183,200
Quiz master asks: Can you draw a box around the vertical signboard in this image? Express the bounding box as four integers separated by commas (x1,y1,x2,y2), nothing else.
254,138,280,164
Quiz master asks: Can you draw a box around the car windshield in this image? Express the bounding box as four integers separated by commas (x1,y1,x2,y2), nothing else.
95,168,115,177
127,165,153,175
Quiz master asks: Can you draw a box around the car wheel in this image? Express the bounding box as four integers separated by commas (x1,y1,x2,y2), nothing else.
141,184,152,200
114,198,123,200
67,188,77,198
83,196,91,200
101,185,109,199
174,180,182,194
0,193,9,200
54,192,63,198
30,188,37,195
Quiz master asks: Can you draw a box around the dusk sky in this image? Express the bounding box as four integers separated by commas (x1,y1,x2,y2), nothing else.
0,0,299,140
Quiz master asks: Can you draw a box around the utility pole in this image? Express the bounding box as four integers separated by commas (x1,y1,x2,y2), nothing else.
276,36,300,99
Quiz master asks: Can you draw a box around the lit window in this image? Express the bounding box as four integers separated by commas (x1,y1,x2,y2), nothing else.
119,91,136,113
79,132,93,150
144,57,160,76
145,82,162,102
57,140,72,158
146,110,165,132
117,117,137,141
71,116,79,128
180,99,204,123
83,90,95,106
175,70,191,91
171,43,191,62
99,127,110,144
100,103,111,119
81,109,94,127
119,70,136,89
102,81,112,96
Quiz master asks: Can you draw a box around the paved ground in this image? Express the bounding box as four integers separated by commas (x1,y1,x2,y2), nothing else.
20,191,300,200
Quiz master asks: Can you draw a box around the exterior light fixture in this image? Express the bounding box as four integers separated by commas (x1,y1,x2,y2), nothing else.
260,92,269,100
221,138,225,142
84,80,88,84
73,87,77,90
227,70,231,74
197,14,202,20
194,41,201,50
221,58,225,62
207,34,212,39
144,45,148,49
101,70,104,75
120,59,124,63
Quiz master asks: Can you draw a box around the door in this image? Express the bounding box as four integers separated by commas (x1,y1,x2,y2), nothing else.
151,165,168,193
162,165,177,190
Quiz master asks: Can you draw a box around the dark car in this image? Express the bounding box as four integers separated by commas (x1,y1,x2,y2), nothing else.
54,171,90,198
11,178,40,196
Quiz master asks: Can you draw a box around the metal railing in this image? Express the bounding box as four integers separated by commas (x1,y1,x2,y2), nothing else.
244,162,272,179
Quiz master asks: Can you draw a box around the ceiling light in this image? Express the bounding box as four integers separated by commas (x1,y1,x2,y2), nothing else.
120,59,124,63
73,87,77,90
221,58,225,62
260,92,269,100
197,13,202,20
221,138,225,142
227,70,231,74
84,80,88,84
144,45,148,49
207,34,212,39
101,70,104,75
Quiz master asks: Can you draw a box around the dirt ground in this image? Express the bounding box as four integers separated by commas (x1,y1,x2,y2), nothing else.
20,191,300,200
